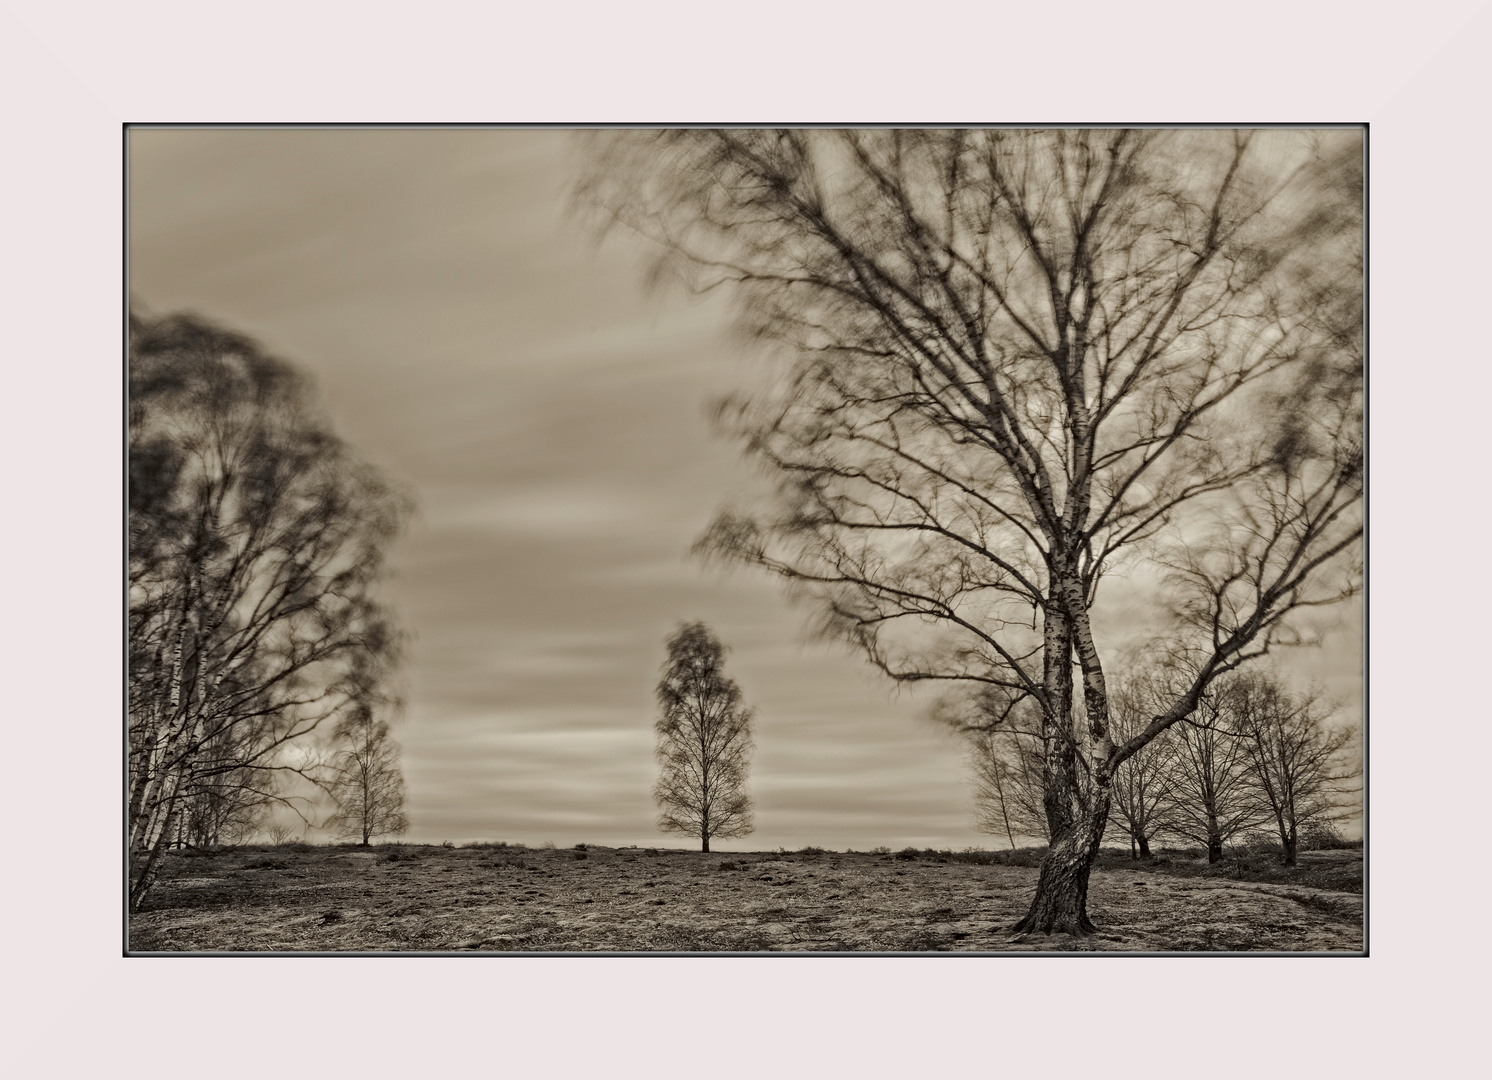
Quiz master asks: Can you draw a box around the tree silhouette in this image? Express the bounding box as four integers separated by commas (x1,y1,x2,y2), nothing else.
1105,677,1179,860
653,622,755,852
324,705,411,846
1160,677,1271,863
1231,672,1359,865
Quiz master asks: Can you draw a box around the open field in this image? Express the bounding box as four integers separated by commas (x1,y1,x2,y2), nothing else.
129,844,1363,953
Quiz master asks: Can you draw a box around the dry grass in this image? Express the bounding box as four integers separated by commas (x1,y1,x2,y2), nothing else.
128,844,1364,953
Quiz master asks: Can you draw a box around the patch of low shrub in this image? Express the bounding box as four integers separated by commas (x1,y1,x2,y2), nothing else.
385,848,427,862
892,847,969,863
940,848,1012,865
1133,847,1363,894
984,848,1045,868
1301,822,1362,851
1232,832,1281,858
573,851,589,860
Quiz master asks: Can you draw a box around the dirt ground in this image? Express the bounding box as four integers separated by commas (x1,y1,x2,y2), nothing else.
128,844,1364,954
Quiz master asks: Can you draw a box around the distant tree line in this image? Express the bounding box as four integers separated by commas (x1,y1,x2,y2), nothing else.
958,661,1359,865
129,310,411,911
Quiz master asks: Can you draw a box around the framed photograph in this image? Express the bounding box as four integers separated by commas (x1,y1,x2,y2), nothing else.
127,127,1364,956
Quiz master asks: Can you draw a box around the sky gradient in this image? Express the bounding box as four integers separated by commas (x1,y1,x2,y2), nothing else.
128,129,1363,850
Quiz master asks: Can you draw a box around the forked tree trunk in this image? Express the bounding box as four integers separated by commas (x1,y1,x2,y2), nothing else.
1014,799,1110,936
1015,604,1106,936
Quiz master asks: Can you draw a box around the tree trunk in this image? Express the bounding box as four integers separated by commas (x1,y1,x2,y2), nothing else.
1129,836,1136,859
1282,836,1297,866
1205,801,1222,863
701,835,710,853
130,801,182,913
1137,835,1151,859
1014,799,1108,935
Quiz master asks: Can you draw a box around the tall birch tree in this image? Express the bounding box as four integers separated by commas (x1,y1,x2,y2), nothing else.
580,129,1362,933
129,311,407,910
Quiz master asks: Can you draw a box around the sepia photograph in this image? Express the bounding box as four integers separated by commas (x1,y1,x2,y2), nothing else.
127,126,1364,955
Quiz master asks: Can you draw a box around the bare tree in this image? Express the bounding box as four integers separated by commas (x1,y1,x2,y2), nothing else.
580,129,1362,933
1161,677,1271,862
1232,672,1359,865
324,704,410,846
968,729,1048,849
179,766,273,849
653,622,755,852
264,820,302,846
129,311,408,910
1106,675,1178,859
936,689,1049,847
174,695,291,847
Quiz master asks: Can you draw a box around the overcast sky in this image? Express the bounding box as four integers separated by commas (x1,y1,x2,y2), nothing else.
128,128,1362,850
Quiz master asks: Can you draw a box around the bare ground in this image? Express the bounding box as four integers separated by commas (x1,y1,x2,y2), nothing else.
128,845,1363,953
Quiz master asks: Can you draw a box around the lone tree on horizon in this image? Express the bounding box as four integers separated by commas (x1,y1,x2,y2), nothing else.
653,622,756,853
324,703,411,846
